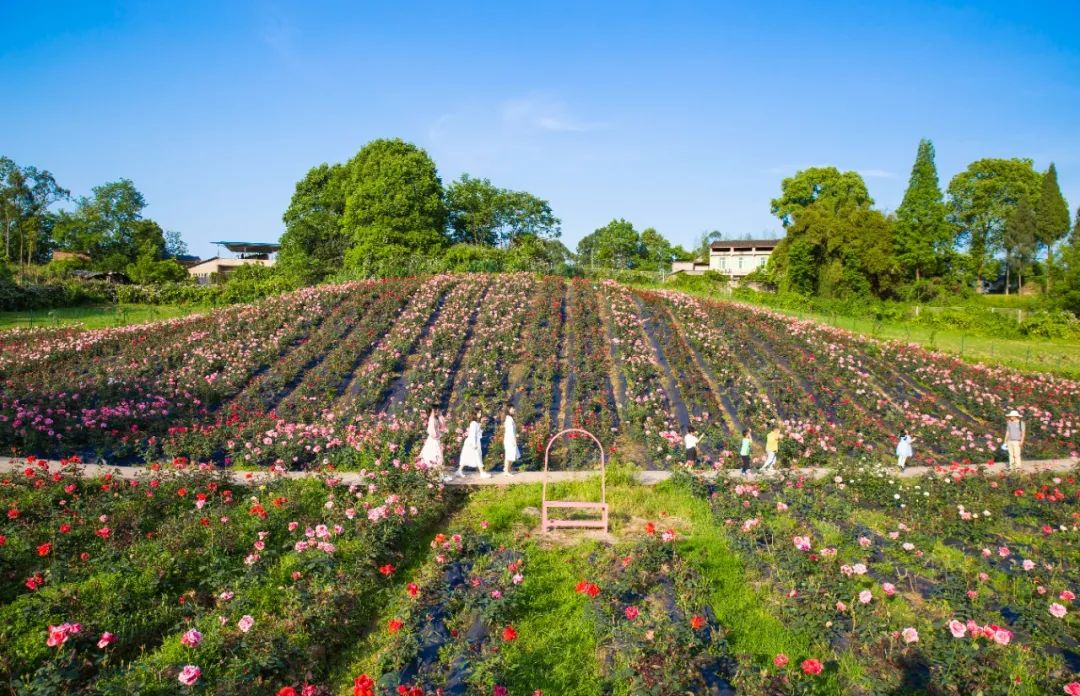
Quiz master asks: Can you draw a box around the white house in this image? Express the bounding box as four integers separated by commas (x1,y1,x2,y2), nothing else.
671,238,780,278
187,241,279,284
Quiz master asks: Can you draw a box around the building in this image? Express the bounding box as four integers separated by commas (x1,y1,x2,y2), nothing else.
187,241,279,284
671,238,780,278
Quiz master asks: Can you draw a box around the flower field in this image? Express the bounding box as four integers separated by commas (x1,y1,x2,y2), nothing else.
2,273,1080,694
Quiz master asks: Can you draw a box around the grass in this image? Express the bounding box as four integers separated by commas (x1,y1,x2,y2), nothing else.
639,280,1080,378
0,303,207,331
334,470,837,693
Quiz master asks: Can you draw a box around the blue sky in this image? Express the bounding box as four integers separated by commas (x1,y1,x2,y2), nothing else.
2,1,1079,259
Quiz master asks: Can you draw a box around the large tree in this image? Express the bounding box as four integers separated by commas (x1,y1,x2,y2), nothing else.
277,163,350,285
1033,162,1071,293
342,139,448,274
446,174,560,247
53,179,151,271
894,140,951,283
1003,198,1037,294
638,227,672,271
0,156,69,266
576,219,641,270
947,158,1042,285
770,166,872,227
774,203,898,298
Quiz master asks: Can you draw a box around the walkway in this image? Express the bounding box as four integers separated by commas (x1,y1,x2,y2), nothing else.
1,456,1075,487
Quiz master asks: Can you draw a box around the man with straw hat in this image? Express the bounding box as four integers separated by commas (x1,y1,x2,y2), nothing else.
1003,410,1025,471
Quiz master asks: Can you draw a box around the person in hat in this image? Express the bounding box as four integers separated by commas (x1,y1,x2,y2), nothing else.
1003,410,1025,471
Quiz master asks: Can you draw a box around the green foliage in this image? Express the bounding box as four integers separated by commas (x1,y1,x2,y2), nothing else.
125,244,189,285
342,139,448,274
769,166,872,227
277,163,350,285
894,139,951,282
947,158,1043,281
0,156,69,266
1003,197,1037,291
1034,163,1071,250
575,218,675,272
446,174,560,247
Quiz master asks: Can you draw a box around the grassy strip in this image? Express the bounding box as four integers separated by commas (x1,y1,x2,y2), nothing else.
0,304,208,331
333,466,821,694
637,281,1080,378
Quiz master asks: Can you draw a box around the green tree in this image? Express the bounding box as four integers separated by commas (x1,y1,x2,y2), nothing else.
894,140,951,283
638,227,673,271
164,229,188,258
1063,208,1080,313
1003,198,1037,294
126,240,189,284
947,158,1042,285
0,157,69,266
53,179,148,269
446,174,560,247
770,167,872,227
1033,162,1071,293
577,219,641,270
342,139,448,275
277,163,350,284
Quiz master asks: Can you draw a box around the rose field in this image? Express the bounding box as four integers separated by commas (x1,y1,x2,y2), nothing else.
1,273,1079,694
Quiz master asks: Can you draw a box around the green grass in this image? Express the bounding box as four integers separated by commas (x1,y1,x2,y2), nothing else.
638,280,1080,378
330,473,832,694
0,303,207,331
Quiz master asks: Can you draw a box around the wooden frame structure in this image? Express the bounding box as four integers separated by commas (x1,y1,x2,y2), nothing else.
541,428,608,534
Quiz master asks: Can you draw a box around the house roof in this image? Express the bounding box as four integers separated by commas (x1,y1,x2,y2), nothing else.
213,241,281,254
711,238,781,251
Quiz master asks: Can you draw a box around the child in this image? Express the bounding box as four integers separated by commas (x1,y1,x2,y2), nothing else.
896,431,913,470
739,428,752,475
684,426,702,465
762,424,781,474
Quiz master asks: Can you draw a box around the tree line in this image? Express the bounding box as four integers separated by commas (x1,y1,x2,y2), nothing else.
762,141,1079,311
0,156,189,284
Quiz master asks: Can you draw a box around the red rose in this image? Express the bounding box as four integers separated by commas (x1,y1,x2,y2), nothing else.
387,619,403,634
37,542,52,557
502,625,518,642
353,675,375,696
277,688,297,696
690,615,705,630
801,658,823,676
773,653,789,668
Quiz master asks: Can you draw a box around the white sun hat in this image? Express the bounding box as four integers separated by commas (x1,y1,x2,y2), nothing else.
1006,410,1021,418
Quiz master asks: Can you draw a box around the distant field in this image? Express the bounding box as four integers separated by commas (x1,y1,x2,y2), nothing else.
651,282,1080,378
0,303,206,331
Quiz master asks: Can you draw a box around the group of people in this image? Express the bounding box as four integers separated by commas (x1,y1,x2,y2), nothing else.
684,409,1028,475
418,404,520,481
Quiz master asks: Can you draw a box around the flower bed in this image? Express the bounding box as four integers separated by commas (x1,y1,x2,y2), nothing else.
675,463,1080,693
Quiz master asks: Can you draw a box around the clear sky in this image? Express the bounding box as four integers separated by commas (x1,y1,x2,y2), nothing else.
2,1,1079,259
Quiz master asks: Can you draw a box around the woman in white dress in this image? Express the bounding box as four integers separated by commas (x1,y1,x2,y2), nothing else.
457,408,490,478
502,404,520,476
419,405,447,475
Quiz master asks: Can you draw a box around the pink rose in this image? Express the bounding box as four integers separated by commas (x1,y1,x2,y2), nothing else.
1022,559,1035,571
858,590,872,604
948,620,967,638
882,582,896,597
1061,590,1076,602
901,627,919,643
237,615,254,633
773,653,789,668
1063,682,1080,696
836,601,847,612
178,665,201,686
992,627,1012,645
624,606,640,620
97,632,116,649
1050,603,1068,618
180,628,202,648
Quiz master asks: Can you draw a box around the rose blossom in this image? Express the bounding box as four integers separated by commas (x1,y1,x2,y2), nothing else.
1050,603,1068,618
948,620,967,638
97,632,116,648
800,658,823,676
178,665,201,686
237,615,255,633
181,628,202,647
1061,590,1076,602
858,590,872,604
624,606,640,620
773,653,789,668
901,627,919,643
882,582,896,597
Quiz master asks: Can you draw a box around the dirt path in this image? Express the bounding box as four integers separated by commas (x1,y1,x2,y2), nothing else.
5,456,1074,485
631,294,691,431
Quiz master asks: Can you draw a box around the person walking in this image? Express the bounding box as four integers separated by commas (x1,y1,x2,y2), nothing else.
457,408,490,479
762,424,781,474
739,428,753,476
684,426,702,465
418,405,450,481
502,404,520,476
1003,410,1025,471
895,431,913,470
